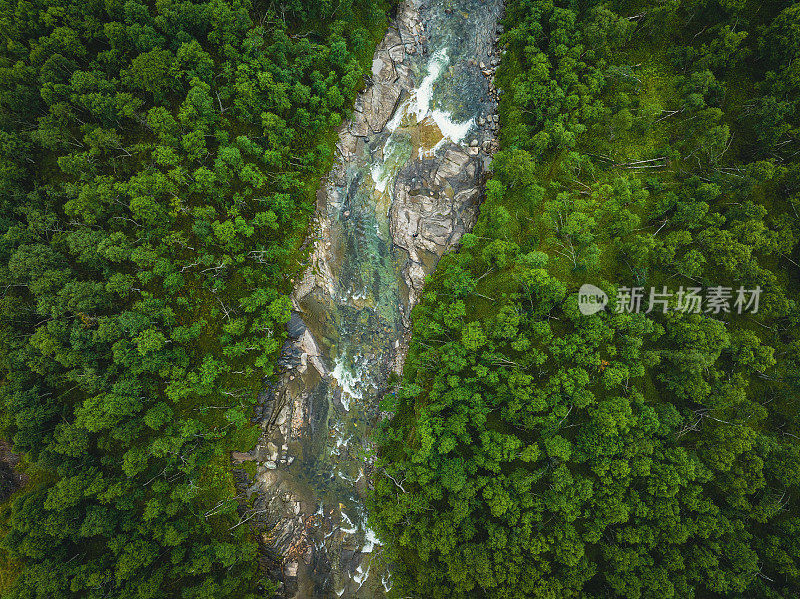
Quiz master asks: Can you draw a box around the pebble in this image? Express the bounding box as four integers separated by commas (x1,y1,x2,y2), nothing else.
266,442,279,461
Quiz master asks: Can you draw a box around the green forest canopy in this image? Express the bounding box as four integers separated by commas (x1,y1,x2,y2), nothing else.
0,0,388,596
371,1,800,598
3,0,800,597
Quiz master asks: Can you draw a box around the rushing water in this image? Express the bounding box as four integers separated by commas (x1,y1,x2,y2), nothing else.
258,0,502,596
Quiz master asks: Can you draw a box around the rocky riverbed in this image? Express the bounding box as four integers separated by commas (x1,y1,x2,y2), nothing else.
236,0,504,596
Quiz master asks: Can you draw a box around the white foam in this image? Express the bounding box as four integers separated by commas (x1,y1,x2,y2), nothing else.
410,49,448,121
335,431,351,449
384,97,409,133
340,512,357,535
331,357,364,408
432,109,474,144
370,161,392,193
347,287,367,302
372,135,404,194
361,527,380,553
385,47,469,139
353,563,370,590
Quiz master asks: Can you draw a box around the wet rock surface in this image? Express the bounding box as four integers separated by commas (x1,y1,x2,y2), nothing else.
246,0,504,596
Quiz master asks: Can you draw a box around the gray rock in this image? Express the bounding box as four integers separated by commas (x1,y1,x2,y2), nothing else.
266,442,279,461
286,311,306,338
435,148,470,183
231,451,254,463
362,83,402,133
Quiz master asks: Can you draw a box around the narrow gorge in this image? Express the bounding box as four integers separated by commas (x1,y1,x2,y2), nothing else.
246,0,504,595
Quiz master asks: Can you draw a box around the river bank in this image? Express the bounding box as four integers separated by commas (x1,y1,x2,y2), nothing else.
241,0,504,596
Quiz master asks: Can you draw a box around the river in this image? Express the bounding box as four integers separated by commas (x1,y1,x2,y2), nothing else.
251,0,503,596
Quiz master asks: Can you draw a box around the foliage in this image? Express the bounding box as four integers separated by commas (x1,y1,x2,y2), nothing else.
0,0,388,596
371,1,800,597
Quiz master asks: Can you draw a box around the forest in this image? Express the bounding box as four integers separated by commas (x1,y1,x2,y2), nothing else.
0,0,388,596
371,0,800,597
2,0,800,597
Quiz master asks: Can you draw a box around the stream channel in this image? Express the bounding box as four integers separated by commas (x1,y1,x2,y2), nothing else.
248,0,503,596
